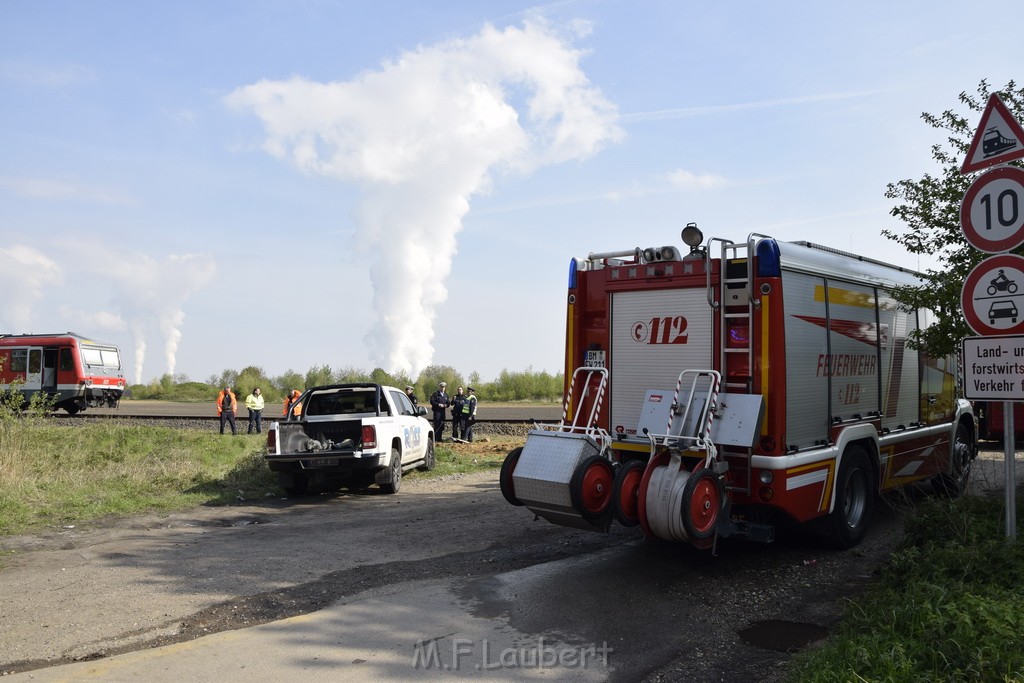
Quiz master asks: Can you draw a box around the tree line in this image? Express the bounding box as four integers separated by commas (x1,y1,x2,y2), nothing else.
127,365,565,404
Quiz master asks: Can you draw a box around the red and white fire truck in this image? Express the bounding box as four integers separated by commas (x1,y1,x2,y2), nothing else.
0,332,126,414
500,228,976,549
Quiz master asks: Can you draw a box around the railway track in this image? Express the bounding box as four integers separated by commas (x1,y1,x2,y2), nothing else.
55,400,564,422
52,413,541,426
49,401,565,437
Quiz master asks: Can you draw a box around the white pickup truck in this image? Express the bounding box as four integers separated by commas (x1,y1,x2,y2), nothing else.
265,383,435,496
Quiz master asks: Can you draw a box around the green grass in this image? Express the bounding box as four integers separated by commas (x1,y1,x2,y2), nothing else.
788,491,1024,682
421,440,512,478
0,420,518,536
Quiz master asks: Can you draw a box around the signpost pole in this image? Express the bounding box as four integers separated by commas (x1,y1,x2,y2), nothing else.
1005,401,1017,540
960,94,1024,541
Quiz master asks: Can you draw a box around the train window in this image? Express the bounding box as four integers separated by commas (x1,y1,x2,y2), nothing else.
81,347,102,366
11,349,27,373
28,351,41,373
81,345,121,369
59,348,74,371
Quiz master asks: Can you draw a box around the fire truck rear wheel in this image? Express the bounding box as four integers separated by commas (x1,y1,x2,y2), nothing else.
827,446,874,549
500,447,524,506
570,455,615,520
612,460,645,527
933,422,973,498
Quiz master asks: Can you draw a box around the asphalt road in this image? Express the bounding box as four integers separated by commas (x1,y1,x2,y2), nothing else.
0,466,912,682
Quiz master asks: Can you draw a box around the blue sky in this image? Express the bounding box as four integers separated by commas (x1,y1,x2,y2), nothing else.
1,1,1021,384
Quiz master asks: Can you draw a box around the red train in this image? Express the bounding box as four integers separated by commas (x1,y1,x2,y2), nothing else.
0,332,126,414
975,401,1024,444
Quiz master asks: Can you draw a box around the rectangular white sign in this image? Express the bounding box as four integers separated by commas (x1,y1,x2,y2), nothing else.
962,335,1024,400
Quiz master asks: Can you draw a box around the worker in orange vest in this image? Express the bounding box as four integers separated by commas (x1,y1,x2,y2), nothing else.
282,389,303,417
216,386,237,435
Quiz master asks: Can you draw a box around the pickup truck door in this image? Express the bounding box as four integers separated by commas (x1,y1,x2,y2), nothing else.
389,389,427,463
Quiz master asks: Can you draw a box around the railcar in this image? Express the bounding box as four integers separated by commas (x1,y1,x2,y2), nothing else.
0,332,126,414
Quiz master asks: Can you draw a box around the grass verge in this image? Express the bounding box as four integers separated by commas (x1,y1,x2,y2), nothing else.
0,420,518,536
788,489,1024,682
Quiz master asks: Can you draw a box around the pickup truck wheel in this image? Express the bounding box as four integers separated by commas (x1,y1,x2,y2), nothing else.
378,448,402,494
282,472,309,497
417,439,436,471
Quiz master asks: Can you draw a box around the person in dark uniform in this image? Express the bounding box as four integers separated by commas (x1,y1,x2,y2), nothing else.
405,385,418,408
429,382,450,441
465,386,478,442
451,386,467,440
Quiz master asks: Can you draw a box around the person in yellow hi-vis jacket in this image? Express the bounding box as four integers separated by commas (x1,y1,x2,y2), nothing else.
245,387,265,434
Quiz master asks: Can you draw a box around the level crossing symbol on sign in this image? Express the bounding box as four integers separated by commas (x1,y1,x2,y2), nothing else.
961,93,1024,175
961,253,1024,336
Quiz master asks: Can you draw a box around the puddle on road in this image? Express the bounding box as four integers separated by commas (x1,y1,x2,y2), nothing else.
737,619,829,653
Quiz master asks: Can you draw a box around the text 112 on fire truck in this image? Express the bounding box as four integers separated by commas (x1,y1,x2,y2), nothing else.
500,227,976,550
0,332,126,414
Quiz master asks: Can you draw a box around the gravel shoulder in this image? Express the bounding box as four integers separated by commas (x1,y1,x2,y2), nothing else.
1,443,1018,680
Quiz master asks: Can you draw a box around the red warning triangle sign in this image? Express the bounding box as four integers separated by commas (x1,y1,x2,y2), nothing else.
961,93,1024,174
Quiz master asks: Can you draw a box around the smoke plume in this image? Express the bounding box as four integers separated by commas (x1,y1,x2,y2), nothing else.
226,19,622,375
104,253,216,383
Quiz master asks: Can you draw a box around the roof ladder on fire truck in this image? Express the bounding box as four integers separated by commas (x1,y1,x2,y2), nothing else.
709,236,763,395
707,234,771,496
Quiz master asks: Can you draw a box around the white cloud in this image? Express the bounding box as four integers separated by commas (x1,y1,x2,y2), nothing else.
0,176,133,205
0,245,62,330
665,169,727,190
0,61,96,87
620,90,885,123
227,19,623,375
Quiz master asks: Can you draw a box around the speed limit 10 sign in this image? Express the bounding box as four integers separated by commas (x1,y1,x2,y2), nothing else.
961,166,1024,253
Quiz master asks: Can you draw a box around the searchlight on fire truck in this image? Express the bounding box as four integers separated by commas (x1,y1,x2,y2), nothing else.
500,228,976,550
